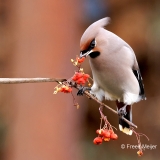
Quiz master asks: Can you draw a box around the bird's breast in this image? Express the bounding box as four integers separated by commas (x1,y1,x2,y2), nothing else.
89,55,140,102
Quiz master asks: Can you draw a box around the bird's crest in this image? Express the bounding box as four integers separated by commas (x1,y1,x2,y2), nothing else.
80,17,111,51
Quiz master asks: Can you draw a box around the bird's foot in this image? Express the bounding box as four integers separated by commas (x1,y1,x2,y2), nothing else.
118,105,127,117
77,87,91,96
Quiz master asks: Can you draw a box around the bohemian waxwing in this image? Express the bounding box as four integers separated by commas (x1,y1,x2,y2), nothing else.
78,17,146,135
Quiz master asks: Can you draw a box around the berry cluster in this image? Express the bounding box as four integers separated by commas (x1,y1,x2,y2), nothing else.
93,129,118,145
71,57,85,66
72,72,90,85
54,85,72,94
58,85,72,93
54,56,88,95
76,57,85,63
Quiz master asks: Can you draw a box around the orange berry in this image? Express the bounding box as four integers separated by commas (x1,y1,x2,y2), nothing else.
102,130,111,138
93,137,103,145
137,150,143,156
109,129,114,134
67,87,72,93
74,72,79,77
110,133,118,140
72,72,84,82
60,85,66,91
76,73,83,79
72,76,78,81
83,74,90,80
96,129,100,134
59,88,63,92
59,85,72,93
96,129,104,136
103,137,110,142
76,78,86,85
77,57,85,63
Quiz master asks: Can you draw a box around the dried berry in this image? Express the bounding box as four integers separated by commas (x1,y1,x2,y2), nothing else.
59,85,72,93
103,137,110,142
137,150,143,156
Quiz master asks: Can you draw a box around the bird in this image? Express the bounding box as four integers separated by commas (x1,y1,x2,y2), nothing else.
78,17,146,135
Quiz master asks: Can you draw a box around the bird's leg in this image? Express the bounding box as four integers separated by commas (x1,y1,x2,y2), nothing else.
77,86,91,96
118,104,127,117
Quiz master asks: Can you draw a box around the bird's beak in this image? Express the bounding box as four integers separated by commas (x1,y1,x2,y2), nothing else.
80,50,93,58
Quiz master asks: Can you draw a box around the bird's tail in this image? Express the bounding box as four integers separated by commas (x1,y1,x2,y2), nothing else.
116,101,133,135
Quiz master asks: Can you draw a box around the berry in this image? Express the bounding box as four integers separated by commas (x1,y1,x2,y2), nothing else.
137,150,143,156
76,73,83,79
96,129,100,134
96,129,104,136
109,129,114,134
110,133,118,140
76,78,86,85
77,57,85,63
93,137,103,145
102,130,111,138
83,74,90,80
72,72,89,85
59,85,72,93
72,76,78,81
67,87,72,93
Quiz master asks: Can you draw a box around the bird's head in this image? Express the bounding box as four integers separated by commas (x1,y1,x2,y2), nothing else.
80,17,110,59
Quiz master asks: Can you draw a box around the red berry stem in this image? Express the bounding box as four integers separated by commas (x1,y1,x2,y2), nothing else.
131,127,149,156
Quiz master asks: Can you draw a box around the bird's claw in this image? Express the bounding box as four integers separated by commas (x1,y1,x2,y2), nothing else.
77,87,91,96
118,106,127,117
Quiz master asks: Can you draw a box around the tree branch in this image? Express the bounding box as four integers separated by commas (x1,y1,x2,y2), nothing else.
0,78,137,128
0,78,66,84
83,90,137,128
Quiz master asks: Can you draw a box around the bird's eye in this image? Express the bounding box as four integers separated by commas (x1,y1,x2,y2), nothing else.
90,39,96,48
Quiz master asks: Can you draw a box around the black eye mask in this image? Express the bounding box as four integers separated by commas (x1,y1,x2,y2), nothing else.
81,39,96,55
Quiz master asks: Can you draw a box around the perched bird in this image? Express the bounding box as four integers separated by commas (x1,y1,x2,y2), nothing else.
78,17,146,135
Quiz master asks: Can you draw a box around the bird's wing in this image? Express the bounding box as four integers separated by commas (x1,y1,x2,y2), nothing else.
132,55,146,99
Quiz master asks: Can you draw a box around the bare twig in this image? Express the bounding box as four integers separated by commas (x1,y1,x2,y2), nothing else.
0,78,66,84
0,78,137,128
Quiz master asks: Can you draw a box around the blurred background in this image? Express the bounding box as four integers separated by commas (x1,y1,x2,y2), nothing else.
0,0,159,159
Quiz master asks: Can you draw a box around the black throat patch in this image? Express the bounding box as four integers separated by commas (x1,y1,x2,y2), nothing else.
89,51,100,58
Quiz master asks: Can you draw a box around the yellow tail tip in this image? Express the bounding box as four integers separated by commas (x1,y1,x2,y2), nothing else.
119,125,133,135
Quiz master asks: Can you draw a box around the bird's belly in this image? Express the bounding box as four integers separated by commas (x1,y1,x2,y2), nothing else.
91,69,140,104
91,86,118,102
91,77,122,102
95,75,124,98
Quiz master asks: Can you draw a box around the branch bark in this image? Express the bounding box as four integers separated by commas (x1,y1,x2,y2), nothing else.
0,78,66,84
83,90,137,128
0,78,137,128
